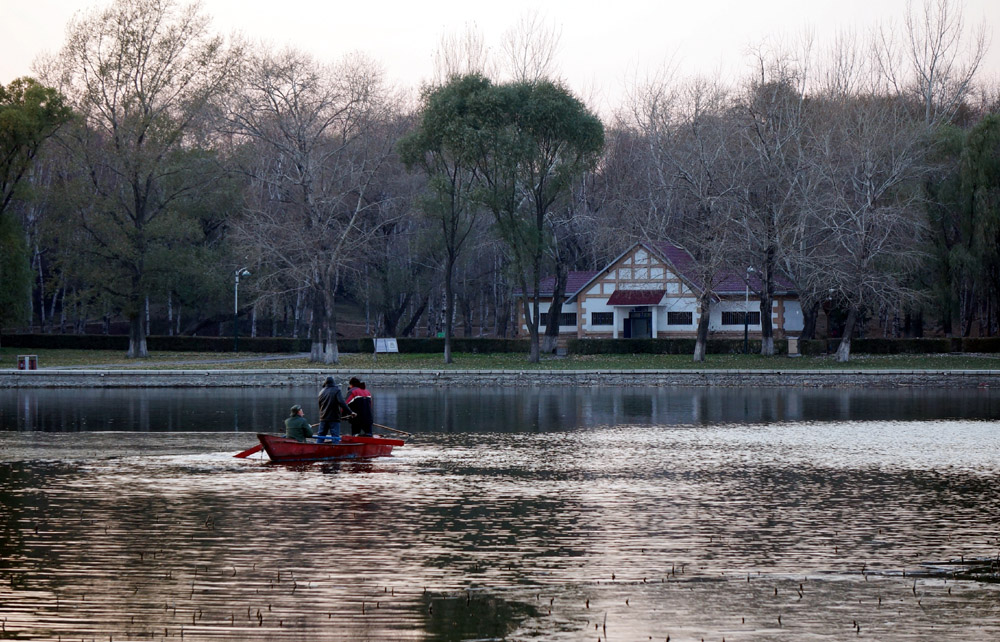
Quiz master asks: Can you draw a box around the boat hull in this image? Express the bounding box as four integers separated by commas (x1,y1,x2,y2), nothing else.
256,433,404,463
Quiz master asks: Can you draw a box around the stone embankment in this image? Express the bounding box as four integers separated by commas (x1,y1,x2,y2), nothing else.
1,368,998,388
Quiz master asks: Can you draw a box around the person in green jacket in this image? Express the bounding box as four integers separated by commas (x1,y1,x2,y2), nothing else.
284,404,313,442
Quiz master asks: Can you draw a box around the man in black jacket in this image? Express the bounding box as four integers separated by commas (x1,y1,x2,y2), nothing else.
317,377,352,442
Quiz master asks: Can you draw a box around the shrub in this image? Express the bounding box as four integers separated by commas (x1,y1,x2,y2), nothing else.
0,333,129,350
960,337,1000,353
567,338,788,355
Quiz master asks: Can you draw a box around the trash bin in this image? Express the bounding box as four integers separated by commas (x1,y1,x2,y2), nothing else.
17,355,38,370
787,337,801,357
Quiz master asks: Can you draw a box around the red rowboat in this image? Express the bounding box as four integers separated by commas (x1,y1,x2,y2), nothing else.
248,433,404,463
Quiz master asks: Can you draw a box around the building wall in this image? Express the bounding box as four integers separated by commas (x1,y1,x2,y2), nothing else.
708,297,804,336
577,245,699,338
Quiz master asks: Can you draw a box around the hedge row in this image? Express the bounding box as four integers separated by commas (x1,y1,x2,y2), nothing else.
799,338,964,355
0,333,531,355
4,332,1000,355
0,334,311,352
395,338,529,353
567,338,788,355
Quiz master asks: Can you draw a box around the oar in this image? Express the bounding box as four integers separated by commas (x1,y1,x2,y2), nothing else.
234,423,321,458
233,444,262,458
374,423,411,437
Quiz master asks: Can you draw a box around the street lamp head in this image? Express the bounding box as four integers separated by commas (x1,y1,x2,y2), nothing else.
241,269,251,277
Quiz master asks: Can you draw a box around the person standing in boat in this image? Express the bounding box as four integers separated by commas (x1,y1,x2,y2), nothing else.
317,376,352,442
284,404,313,442
345,377,374,436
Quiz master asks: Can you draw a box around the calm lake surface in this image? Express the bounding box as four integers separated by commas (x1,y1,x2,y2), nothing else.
1,386,1000,641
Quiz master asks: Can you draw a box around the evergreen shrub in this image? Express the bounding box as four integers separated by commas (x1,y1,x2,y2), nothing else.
960,337,1000,353
567,338,788,355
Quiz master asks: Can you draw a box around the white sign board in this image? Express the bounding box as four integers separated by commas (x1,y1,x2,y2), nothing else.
374,338,399,353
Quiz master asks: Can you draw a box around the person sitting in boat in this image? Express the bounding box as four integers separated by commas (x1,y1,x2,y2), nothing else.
284,404,313,443
317,376,353,443
345,377,374,437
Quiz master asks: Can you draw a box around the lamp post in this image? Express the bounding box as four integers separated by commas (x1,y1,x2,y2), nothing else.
743,267,755,354
234,267,250,352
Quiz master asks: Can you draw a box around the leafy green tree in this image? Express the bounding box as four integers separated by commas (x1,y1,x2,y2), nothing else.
924,114,1000,337
0,214,32,333
0,77,71,335
924,124,970,336
472,79,604,362
399,74,490,363
49,0,239,357
959,114,1000,332
0,78,71,218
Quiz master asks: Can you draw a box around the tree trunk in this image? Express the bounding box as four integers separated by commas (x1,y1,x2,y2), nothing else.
321,285,340,365
542,265,568,354
835,307,858,363
693,294,711,362
167,291,174,336
800,300,819,340
495,296,510,338
382,292,412,337
322,322,340,364
521,295,541,363
399,296,428,337
50,288,61,332
58,288,67,333
127,313,148,358
461,297,473,337
309,287,324,362
444,257,455,364
293,289,303,338
33,246,44,331
759,263,775,356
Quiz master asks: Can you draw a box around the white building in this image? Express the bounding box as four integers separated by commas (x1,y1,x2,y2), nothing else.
519,241,804,339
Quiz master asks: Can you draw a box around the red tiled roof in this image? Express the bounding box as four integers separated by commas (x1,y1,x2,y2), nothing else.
606,289,666,306
519,242,797,301
649,242,795,295
519,270,600,298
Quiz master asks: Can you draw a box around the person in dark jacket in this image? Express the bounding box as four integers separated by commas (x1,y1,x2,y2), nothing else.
345,377,374,436
284,404,313,442
317,376,352,442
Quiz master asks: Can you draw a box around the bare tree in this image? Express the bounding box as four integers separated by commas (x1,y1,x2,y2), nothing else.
499,12,562,83
875,0,990,125
622,74,743,361
808,92,928,361
226,48,403,363
433,25,494,82
733,45,812,355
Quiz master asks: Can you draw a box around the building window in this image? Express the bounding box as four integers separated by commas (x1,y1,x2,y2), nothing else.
540,312,577,327
591,312,614,326
667,311,693,325
721,311,761,326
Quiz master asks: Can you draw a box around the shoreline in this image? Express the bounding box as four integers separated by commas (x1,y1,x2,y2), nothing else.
2,368,998,388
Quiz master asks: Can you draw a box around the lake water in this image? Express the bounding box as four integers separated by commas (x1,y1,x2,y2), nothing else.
1,386,999,641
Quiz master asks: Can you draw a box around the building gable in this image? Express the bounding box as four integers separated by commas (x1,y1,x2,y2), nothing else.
582,243,697,298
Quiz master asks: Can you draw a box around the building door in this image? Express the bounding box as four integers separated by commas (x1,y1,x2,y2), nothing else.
630,308,652,339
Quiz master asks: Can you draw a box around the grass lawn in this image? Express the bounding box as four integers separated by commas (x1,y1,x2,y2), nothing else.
3,346,1000,370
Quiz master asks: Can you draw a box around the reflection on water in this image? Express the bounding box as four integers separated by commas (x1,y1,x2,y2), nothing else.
1,388,1000,640
3,385,1000,432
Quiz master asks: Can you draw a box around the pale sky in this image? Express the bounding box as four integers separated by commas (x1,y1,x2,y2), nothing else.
2,0,998,112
